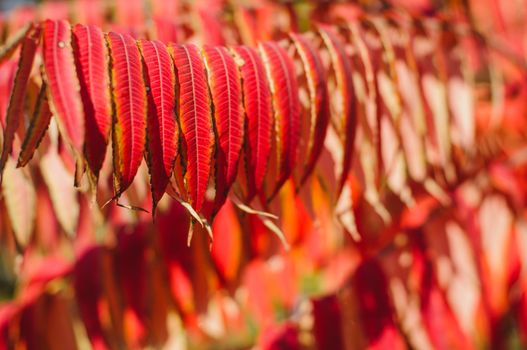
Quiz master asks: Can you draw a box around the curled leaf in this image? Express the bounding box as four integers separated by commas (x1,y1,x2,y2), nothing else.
0,23,41,182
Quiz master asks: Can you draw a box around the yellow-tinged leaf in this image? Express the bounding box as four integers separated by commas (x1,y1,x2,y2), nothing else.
2,158,36,246
40,145,79,236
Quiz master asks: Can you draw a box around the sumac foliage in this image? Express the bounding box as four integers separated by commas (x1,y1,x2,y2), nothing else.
0,0,527,349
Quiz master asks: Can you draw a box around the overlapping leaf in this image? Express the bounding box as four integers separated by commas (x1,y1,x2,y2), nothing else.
347,21,381,183
379,16,428,182
202,45,243,213
0,16,498,228
289,33,330,188
259,41,300,200
231,45,272,200
170,43,214,212
0,4,524,350
2,158,36,247
106,31,147,197
139,39,178,211
318,25,357,195
0,59,18,127
0,23,33,64
42,20,85,155
362,18,412,204
0,23,40,182
17,82,52,167
72,24,112,179
410,18,451,171
438,25,475,152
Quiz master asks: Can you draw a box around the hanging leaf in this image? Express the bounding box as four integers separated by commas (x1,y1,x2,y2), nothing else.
231,45,272,201
42,19,85,155
202,45,244,213
0,23,41,183
170,43,214,212
0,22,33,64
259,41,300,200
138,39,178,211
363,17,412,205
17,82,52,167
106,31,147,197
0,59,18,128
72,24,112,179
410,18,451,172
347,21,382,189
289,33,330,188
2,158,36,247
40,147,80,237
438,25,475,152
318,25,357,195
380,16,428,182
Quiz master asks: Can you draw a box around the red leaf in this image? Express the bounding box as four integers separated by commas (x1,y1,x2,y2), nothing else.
0,23,40,182
106,31,147,196
259,41,300,199
0,59,18,128
318,25,357,195
202,45,244,211
17,82,52,167
72,24,112,179
231,46,272,200
139,39,178,210
42,20,85,154
170,44,214,212
289,33,330,188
